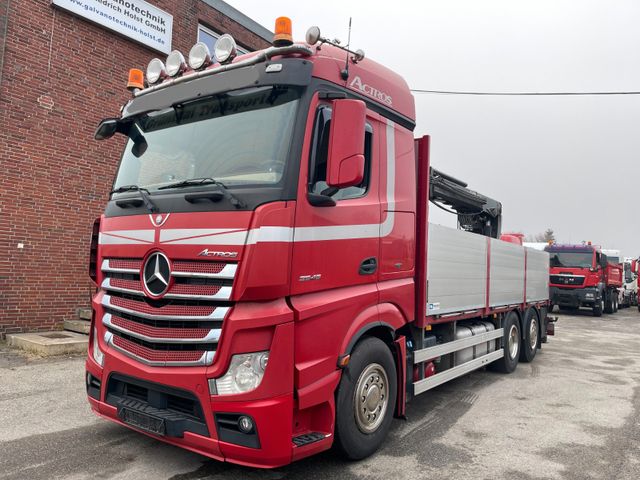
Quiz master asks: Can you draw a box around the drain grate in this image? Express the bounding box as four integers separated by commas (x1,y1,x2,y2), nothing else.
39,333,71,339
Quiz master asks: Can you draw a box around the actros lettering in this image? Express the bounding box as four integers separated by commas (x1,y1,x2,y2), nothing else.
198,249,238,258
349,76,393,106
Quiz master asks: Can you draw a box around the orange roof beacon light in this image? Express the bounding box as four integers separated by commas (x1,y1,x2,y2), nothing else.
273,16,293,47
127,68,144,92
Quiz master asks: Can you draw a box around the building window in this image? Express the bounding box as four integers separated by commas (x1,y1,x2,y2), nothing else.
198,24,248,61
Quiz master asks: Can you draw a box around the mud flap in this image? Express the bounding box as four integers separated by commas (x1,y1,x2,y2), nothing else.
393,335,406,418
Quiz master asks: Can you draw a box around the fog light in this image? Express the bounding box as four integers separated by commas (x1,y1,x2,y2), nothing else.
238,415,254,433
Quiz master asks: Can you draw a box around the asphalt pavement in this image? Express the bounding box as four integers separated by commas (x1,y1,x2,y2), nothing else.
1,308,639,480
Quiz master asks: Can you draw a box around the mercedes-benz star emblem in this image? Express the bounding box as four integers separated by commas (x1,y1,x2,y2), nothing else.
143,252,171,296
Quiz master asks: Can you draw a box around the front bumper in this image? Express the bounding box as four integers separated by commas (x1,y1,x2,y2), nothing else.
86,319,301,468
549,286,599,308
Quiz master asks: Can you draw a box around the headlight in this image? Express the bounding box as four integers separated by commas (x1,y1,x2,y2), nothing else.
212,351,269,395
188,42,211,70
92,326,104,367
585,292,595,298
214,34,237,64
165,50,186,76
146,58,166,84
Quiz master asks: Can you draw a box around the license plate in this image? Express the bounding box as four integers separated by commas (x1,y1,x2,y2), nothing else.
119,408,166,436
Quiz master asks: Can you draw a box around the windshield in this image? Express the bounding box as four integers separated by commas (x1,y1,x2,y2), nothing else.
113,86,300,192
548,251,593,268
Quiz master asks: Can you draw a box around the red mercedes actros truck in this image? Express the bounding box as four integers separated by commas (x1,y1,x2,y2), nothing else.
85,19,554,468
545,243,622,316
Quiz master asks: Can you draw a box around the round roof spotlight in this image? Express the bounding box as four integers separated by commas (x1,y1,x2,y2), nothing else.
146,58,167,84
305,26,321,45
165,50,186,77
188,42,212,70
352,49,366,63
214,34,237,64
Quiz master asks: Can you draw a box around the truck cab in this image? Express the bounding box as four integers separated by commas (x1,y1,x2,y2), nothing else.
546,243,620,316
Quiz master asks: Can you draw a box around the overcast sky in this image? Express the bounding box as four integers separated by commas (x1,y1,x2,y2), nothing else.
229,0,640,257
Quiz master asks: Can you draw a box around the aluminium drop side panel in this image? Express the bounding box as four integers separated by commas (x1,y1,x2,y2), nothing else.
526,247,550,302
426,223,487,315
489,238,525,307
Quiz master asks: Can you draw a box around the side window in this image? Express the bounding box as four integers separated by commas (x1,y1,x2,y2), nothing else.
308,106,372,201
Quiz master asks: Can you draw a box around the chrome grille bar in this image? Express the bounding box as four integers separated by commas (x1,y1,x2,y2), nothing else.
101,278,144,297
104,332,215,367
164,286,232,301
101,295,229,321
101,259,140,275
171,263,237,280
103,313,221,344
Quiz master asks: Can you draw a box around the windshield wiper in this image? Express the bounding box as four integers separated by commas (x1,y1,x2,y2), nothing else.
158,178,246,208
110,185,158,213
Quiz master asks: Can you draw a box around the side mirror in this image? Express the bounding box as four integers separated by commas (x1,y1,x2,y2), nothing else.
326,99,366,189
599,255,608,269
94,118,119,140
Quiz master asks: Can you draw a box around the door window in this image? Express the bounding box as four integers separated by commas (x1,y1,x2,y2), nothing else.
308,106,372,201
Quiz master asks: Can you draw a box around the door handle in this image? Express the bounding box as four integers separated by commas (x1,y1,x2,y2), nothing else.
359,257,378,275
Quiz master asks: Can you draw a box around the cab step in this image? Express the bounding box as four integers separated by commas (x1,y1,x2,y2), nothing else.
292,432,327,447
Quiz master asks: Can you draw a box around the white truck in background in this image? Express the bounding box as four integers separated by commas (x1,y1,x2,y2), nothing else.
622,257,638,308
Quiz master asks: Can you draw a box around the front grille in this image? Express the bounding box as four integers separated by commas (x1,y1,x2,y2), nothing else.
550,274,585,286
100,257,236,367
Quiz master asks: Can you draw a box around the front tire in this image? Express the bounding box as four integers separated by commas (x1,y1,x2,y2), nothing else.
334,337,397,460
489,311,521,373
519,309,540,363
593,297,603,317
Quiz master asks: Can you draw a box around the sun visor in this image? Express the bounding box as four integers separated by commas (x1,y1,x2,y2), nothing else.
123,58,313,119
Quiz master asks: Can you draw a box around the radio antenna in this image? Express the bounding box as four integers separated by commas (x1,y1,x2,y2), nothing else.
340,17,352,80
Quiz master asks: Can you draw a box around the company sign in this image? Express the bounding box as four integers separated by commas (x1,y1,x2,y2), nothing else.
51,0,172,54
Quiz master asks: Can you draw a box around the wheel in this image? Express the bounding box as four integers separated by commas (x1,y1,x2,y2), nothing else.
593,297,603,317
519,309,540,363
613,295,618,313
489,311,521,373
334,337,397,460
604,291,614,314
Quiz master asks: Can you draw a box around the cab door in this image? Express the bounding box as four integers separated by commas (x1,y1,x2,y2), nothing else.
290,96,383,296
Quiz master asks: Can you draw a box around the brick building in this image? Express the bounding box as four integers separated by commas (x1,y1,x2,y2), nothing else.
0,0,271,337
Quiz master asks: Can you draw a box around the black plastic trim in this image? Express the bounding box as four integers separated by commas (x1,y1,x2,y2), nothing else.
345,321,395,354
86,373,101,401
106,373,209,438
215,413,260,449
